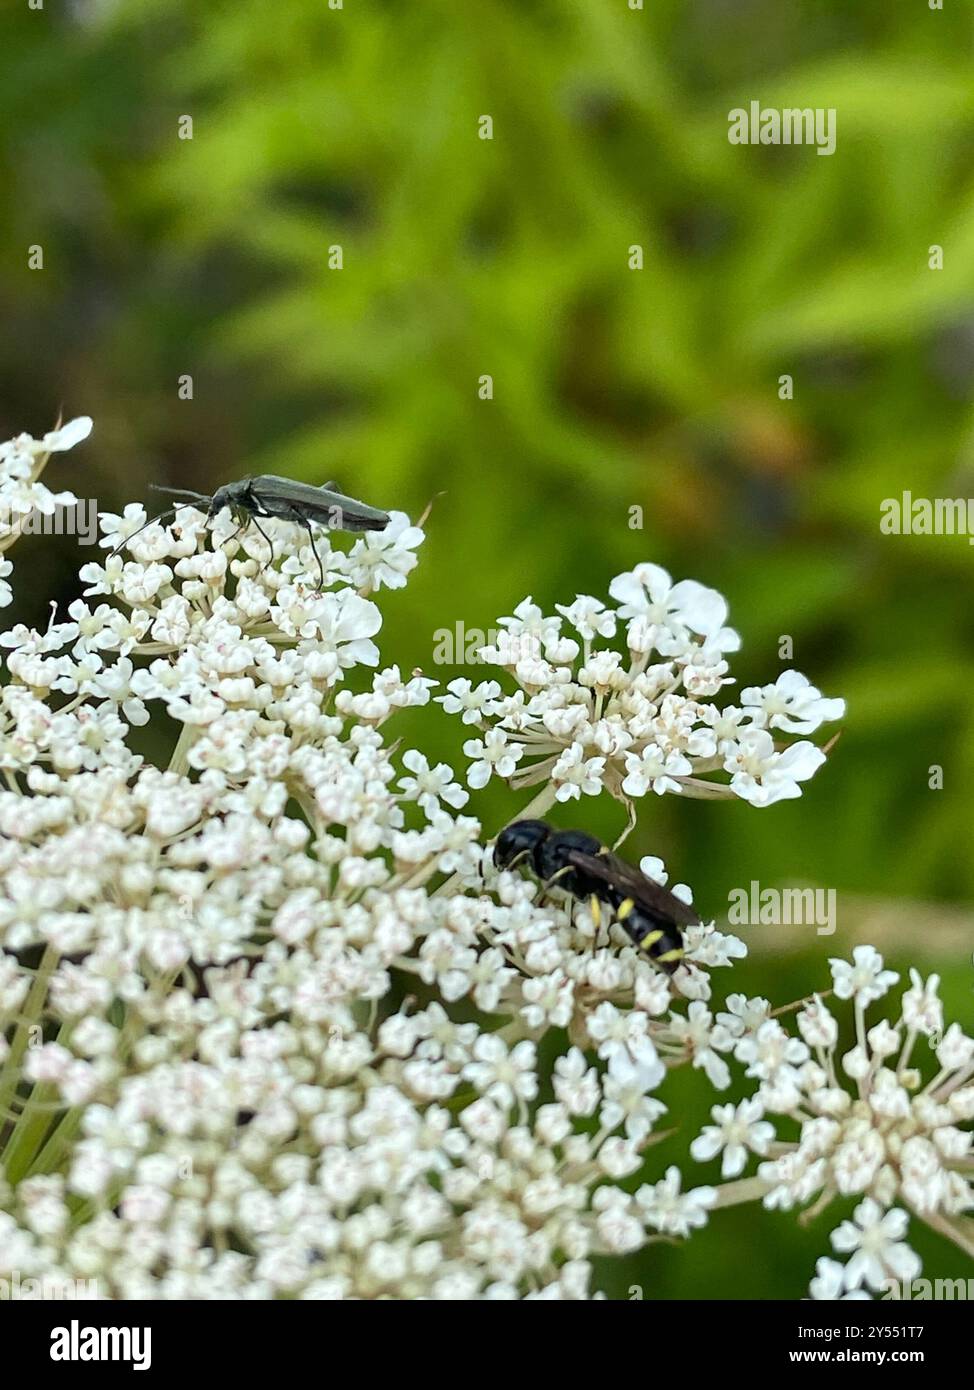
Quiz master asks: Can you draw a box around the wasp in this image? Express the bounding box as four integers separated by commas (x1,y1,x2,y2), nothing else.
108,476,390,587
493,819,697,973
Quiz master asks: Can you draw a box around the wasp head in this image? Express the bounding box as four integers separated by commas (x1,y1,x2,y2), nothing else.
493,819,551,873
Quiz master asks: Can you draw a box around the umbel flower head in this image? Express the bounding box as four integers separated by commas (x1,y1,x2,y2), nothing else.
689,952,974,1297
440,563,844,809
0,416,967,1301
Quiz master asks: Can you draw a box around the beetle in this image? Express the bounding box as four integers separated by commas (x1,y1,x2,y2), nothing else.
108,476,390,586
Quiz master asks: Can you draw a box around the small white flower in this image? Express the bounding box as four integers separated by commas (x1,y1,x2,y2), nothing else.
635,1166,716,1237
550,742,605,800
555,596,617,642
808,1257,871,1301
667,1002,734,1090
690,1098,775,1178
462,1037,538,1109
610,564,729,641
398,750,468,817
829,946,899,1007
41,416,94,453
520,970,574,1030
621,745,691,797
723,729,826,807
936,1023,974,1073
346,512,424,591
462,730,522,789
830,1199,921,1292
797,997,838,1049
437,678,501,724
599,1043,666,1144
735,1019,809,1080
552,1049,600,1117
740,670,845,735
901,968,942,1038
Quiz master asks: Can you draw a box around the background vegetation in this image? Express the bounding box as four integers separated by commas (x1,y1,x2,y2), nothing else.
1,0,972,1297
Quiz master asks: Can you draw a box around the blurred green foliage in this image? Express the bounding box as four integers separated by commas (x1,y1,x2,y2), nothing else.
1,0,972,1297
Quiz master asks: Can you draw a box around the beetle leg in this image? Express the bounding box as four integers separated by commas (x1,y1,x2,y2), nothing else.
247,514,276,575
284,506,325,588
223,519,246,552
304,522,325,589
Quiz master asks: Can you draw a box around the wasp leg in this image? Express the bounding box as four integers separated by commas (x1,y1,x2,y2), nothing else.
502,848,533,872
536,862,574,910
588,894,604,952
489,844,531,890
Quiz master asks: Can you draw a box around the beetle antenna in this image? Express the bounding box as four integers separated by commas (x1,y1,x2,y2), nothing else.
105,507,179,561
149,485,212,504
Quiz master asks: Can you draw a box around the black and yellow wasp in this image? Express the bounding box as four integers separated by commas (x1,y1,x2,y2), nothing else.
493,819,697,974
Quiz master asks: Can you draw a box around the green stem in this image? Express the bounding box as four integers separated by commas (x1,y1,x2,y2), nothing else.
22,1106,85,1179
509,782,560,826
913,1205,974,1262
707,1175,773,1209
0,943,59,1136
168,722,197,776
3,1082,59,1183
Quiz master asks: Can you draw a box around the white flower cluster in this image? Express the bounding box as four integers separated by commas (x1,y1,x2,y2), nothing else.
0,417,91,606
687,948,974,1297
5,416,965,1302
441,566,844,807
0,419,728,1299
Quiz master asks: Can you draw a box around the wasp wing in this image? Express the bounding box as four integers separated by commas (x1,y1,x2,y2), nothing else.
250,476,389,530
565,849,701,927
